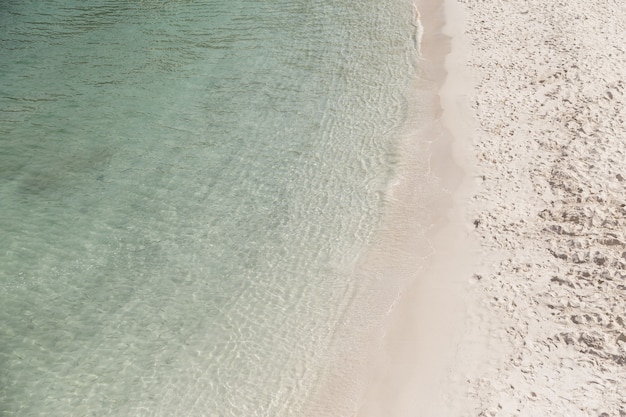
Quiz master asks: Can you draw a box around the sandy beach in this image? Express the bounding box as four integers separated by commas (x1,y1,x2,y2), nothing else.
425,0,626,415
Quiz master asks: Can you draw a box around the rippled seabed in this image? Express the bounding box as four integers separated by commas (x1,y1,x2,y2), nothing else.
0,0,422,415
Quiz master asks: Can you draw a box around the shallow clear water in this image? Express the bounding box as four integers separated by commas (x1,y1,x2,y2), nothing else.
0,0,425,415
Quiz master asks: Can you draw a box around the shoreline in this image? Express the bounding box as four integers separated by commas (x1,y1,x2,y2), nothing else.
355,0,478,415
299,1,466,414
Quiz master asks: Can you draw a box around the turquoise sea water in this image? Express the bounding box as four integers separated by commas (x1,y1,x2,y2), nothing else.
0,0,432,415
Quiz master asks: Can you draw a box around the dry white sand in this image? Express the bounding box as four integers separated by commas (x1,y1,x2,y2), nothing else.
432,0,626,415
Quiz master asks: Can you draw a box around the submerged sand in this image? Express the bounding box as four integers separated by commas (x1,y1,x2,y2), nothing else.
440,0,626,415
